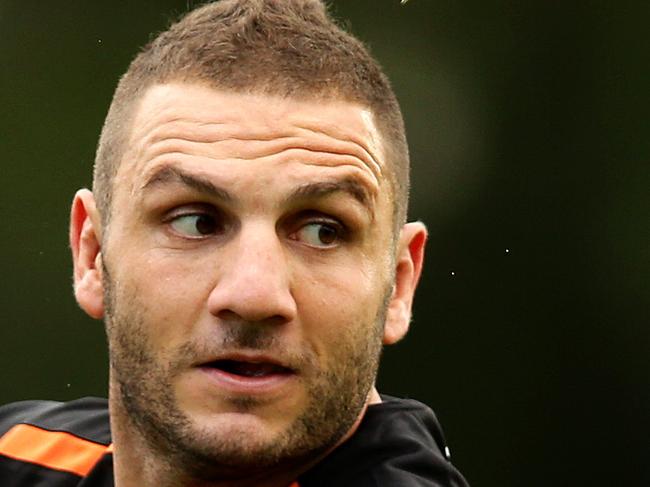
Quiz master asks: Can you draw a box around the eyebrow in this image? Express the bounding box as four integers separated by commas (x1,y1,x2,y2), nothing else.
140,165,235,203
140,165,373,212
288,179,373,213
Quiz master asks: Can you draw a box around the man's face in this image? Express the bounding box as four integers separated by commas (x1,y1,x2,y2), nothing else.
96,83,400,472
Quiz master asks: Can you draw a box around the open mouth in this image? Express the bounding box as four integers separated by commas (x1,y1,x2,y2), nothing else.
204,359,294,378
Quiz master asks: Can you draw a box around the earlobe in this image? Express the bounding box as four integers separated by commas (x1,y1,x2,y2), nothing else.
70,189,105,319
383,222,427,345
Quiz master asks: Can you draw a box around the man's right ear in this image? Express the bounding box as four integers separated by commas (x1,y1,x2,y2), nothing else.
70,189,104,319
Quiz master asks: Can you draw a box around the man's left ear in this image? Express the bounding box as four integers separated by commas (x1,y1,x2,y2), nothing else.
383,221,427,345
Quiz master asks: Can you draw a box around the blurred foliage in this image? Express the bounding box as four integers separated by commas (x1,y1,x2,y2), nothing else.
1,1,648,485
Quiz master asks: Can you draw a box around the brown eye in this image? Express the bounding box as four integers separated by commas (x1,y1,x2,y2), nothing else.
294,222,341,248
170,214,219,237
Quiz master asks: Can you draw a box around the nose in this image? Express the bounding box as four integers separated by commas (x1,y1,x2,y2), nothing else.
207,222,297,325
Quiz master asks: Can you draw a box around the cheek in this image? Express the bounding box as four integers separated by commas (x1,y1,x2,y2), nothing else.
293,259,387,360
111,249,215,348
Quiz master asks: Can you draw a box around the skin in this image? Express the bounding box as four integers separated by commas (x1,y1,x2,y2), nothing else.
70,83,427,487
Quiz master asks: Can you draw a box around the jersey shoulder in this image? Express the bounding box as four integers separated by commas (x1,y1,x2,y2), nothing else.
298,395,469,487
0,398,112,487
0,397,110,444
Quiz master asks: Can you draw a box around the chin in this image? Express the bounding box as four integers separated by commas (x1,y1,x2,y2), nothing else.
172,412,330,477
195,410,288,446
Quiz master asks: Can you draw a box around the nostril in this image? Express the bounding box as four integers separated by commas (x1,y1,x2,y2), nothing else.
215,309,242,322
215,309,292,328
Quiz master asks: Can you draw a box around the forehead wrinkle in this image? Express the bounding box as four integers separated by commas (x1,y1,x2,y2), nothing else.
137,131,381,191
291,122,384,182
143,117,293,145
133,109,382,176
144,139,379,170
143,118,380,161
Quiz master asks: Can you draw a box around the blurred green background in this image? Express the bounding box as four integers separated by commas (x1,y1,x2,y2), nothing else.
1,1,648,485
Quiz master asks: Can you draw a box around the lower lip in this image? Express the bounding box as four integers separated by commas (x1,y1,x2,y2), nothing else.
197,366,296,395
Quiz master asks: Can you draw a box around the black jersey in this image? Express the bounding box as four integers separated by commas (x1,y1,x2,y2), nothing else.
0,395,468,486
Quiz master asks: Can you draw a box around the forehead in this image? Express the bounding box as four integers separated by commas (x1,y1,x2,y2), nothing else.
121,83,386,179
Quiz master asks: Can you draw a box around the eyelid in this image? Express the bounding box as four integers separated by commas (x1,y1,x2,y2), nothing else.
163,202,220,221
290,211,348,231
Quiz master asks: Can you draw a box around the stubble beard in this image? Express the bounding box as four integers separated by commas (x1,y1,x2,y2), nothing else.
103,268,388,481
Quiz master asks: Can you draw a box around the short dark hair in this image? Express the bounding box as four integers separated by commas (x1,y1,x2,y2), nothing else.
93,0,410,230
